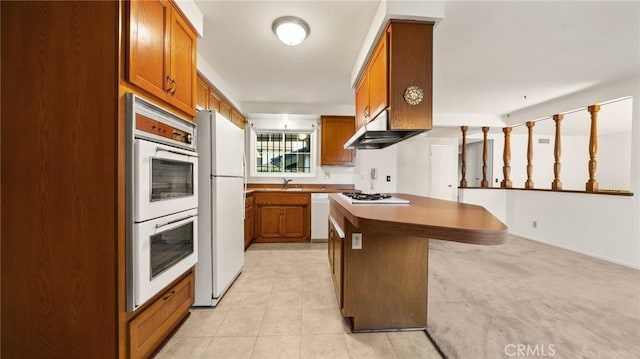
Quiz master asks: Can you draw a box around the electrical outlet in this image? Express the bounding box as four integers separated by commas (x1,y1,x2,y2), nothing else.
532,221,537,228
352,233,362,249
324,172,331,179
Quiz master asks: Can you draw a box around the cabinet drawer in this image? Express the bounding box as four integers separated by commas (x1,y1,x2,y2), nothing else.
254,193,310,206
129,270,194,359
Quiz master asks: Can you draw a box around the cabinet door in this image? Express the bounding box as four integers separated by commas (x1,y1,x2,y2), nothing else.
209,89,221,112
196,76,208,110
128,0,171,101
244,206,252,249
258,206,282,238
329,219,342,308
231,108,245,129
219,101,232,120
169,8,197,116
368,33,388,121
355,72,369,130
281,206,305,238
321,116,355,166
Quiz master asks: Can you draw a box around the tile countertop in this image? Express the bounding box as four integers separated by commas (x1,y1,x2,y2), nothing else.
245,183,357,195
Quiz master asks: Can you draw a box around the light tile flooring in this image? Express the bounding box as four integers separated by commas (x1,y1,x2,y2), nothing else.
156,243,441,359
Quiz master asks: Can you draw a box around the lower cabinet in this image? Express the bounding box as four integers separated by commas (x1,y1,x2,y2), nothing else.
128,269,194,359
328,217,344,308
244,195,254,249
254,192,310,243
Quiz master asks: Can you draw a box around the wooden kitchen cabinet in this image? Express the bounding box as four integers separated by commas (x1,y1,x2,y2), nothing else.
355,33,386,130
244,195,255,249
208,88,221,112
196,73,246,128
129,270,194,359
254,192,310,243
355,72,369,130
128,0,197,118
353,20,433,132
321,116,355,166
196,76,209,110
328,217,344,308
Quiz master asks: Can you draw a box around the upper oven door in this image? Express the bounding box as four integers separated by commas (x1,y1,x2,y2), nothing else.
134,139,198,222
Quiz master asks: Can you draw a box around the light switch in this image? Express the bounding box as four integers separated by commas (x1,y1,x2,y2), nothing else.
352,233,362,249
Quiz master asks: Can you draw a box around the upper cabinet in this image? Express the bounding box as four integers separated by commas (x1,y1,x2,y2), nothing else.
321,116,355,166
128,0,197,119
355,38,387,130
354,20,433,132
196,74,246,129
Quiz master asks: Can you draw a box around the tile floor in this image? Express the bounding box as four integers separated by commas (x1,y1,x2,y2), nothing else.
156,243,441,359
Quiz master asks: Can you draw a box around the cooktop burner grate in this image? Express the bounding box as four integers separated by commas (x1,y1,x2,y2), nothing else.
342,192,393,201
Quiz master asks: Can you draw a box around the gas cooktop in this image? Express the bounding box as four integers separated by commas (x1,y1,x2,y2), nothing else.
339,192,410,204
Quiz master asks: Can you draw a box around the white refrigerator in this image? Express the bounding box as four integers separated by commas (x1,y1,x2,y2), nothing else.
194,110,245,306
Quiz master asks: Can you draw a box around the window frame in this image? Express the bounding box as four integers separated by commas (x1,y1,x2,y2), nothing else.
249,127,317,178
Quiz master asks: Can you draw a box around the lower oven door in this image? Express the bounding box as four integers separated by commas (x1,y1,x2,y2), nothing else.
132,208,198,310
134,138,198,222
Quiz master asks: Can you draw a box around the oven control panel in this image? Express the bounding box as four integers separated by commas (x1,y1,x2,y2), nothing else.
136,113,193,145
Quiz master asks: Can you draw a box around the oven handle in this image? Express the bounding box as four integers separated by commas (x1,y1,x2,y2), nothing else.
155,214,196,229
155,147,198,158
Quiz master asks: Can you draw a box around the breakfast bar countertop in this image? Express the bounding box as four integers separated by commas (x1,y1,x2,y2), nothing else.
329,193,507,245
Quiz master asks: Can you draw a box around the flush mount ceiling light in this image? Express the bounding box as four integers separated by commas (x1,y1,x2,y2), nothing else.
272,16,310,46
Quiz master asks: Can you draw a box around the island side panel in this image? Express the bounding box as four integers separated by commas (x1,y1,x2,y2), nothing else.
343,222,429,331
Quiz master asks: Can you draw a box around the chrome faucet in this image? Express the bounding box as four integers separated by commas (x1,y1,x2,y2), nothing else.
283,177,292,189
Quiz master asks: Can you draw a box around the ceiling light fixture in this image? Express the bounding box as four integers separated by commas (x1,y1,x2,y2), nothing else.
272,16,310,46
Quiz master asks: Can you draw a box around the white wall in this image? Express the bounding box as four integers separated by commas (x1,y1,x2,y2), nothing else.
506,190,639,268
458,188,507,223
598,132,632,190
353,146,397,193
396,134,458,196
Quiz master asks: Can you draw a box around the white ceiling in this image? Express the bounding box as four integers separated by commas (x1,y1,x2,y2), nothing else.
195,1,639,127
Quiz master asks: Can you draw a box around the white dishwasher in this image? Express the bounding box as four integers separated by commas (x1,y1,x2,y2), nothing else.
311,193,330,241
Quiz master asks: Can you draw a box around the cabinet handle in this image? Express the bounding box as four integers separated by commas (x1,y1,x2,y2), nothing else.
163,290,176,301
364,106,369,118
170,80,177,95
166,76,173,93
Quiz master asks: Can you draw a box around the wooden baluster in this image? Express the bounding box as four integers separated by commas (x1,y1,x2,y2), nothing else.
500,127,513,188
481,126,489,188
586,104,601,192
525,121,535,189
551,114,564,190
460,126,468,188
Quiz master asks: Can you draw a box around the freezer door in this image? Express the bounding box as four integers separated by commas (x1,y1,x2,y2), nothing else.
212,112,245,177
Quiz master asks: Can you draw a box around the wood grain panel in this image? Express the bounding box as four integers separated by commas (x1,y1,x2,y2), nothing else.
1,1,119,357
388,21,433,130
355,72,369,129
343,229,428,330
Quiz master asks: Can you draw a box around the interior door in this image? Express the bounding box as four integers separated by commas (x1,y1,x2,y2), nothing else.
429,144,458,201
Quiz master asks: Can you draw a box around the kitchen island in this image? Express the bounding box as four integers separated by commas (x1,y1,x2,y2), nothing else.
328,193,506,332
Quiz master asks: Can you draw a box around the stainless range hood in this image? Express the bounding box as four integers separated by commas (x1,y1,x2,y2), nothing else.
343,110,428,150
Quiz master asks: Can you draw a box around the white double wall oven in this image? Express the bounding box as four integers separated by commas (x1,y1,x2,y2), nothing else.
126,94,199,311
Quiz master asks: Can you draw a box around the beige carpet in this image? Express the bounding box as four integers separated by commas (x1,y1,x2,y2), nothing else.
427,235,640,358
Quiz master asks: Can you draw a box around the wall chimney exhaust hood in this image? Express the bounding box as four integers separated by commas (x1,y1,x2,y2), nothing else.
343,110,428,149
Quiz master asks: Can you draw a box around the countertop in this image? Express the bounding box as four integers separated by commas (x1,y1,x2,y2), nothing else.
329,193,507,245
